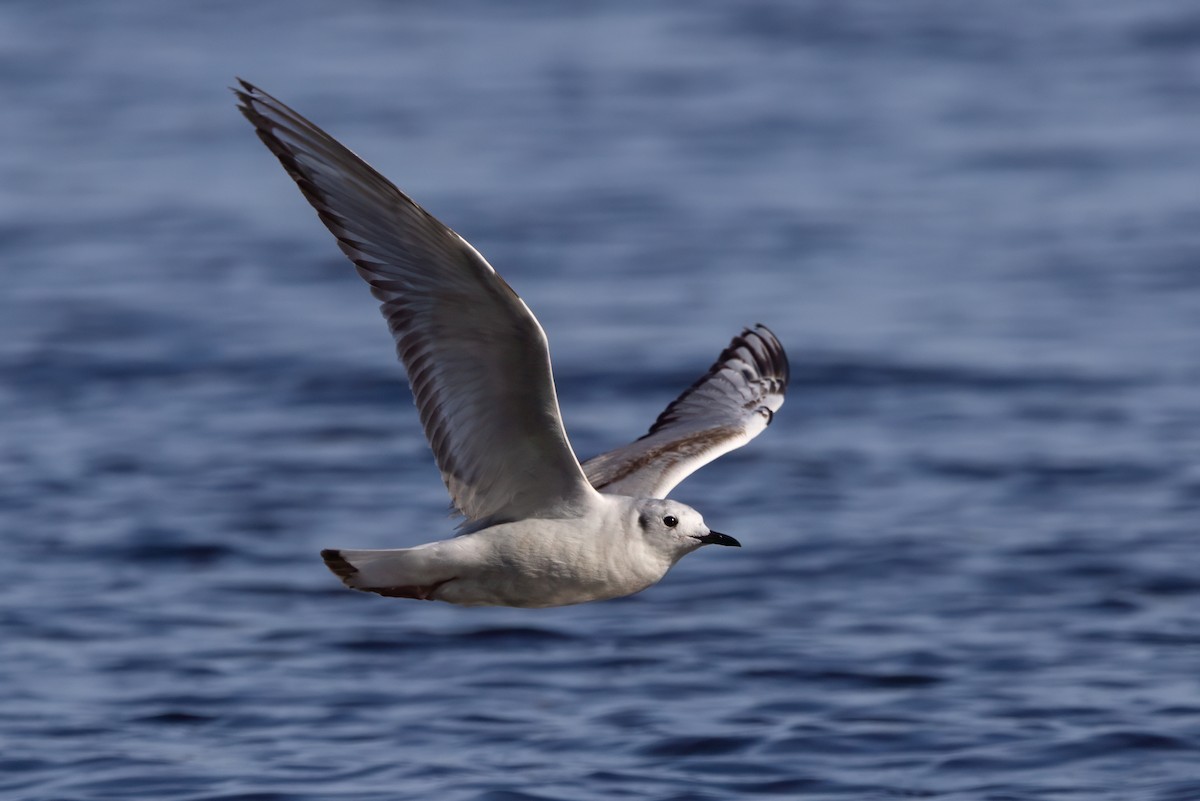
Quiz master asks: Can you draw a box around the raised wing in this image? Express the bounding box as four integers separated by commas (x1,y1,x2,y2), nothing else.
582,325,788,498
236,80,598,523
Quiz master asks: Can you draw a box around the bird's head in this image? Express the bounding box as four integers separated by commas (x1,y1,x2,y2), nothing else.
635,499,740,562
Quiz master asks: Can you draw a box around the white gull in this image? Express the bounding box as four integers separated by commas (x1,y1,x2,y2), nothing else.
235,80,788,607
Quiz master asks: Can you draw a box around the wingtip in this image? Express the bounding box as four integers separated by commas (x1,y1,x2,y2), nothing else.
634,323,790,442
321,548,358,581
738,323,790,390
232,80,286,130
230,77,255,103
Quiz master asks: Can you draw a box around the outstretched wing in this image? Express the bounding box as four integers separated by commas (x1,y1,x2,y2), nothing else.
236,80,598,523
582,325,788,499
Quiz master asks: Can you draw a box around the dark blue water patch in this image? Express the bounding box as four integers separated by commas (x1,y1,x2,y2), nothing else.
1153,782,1200,801
1123,630,1200,647
1010,460,1171,492
713,777,833,796
1076,595,1141,614
592,707,664,732
673,767,892,800
739,666,945,690
460,189,687,247
762,731,874,757
185,794,297,801
0,349,281,400
596,620,743,644
1131,13,1200,50
639,735,752,758
330,625,580,658
281,367,410,409
708,1,1066,67
940,730,1194,774
106,539,238,565
560,356,1133,404
713,3,884,49
1005,537,1126,561
959,145,1113,175
1010,401,1129,424
938,781,1102,801
1,346,196,393
910,456,1172,488
574,652,672,670
1130,571,1200,597
133,710,218,726
450,625,582,644
471,791,566,801
789,358,1134,393
330,636,432,656
994,705,1117,723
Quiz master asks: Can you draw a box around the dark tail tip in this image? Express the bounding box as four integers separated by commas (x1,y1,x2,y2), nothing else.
321,549,358,580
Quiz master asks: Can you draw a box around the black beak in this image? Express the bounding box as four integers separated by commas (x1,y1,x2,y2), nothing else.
694,530,741,547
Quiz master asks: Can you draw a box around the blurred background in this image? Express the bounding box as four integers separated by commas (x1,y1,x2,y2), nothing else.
2,2,1199,799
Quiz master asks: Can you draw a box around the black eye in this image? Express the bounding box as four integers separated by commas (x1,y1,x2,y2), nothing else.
662,515,678,528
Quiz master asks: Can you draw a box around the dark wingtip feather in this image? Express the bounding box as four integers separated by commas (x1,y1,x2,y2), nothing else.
748,323,790,389
231,78,260,113
641,324,790,439
321,549,358,580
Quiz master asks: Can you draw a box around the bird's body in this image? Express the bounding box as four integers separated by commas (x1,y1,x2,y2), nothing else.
326,495,698,608
235,80,787,608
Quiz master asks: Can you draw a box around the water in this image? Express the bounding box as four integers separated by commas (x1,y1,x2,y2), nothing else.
3,2,1200,799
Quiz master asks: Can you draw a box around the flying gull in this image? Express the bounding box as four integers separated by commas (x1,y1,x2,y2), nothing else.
235,80,788,607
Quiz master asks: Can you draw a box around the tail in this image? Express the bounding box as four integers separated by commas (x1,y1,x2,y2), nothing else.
320,547,456,601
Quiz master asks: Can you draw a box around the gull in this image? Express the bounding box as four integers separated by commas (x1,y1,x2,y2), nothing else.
235,80,788,607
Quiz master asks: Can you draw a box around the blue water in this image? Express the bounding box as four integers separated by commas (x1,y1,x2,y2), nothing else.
3,2,1200,799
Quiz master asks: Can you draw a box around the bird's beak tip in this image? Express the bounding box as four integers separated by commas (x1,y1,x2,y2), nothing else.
697,530,741,547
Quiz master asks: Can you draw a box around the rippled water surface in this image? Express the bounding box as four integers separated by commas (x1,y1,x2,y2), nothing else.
3,2,1200,799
